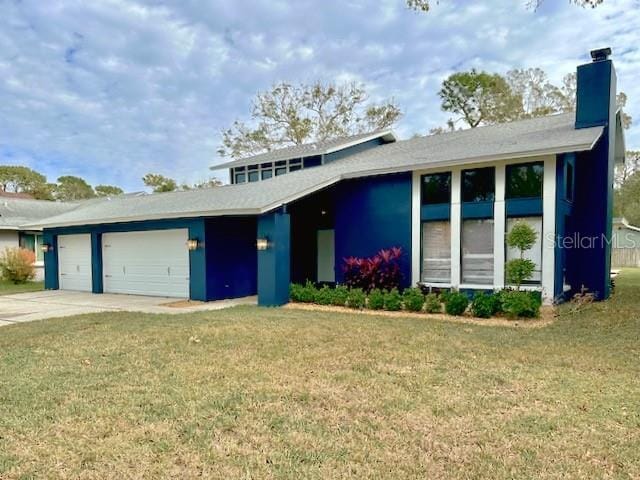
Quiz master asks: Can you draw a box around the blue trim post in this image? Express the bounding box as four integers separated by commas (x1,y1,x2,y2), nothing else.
42,230,58,290
188,219,207,301
90,231,103,293
258,210,290,306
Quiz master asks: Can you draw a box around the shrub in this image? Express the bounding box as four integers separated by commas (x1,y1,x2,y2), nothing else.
347,288,366,309
289,280,317,303
424,293,442,313
500,290,541,318
343,247,403,292
367,288,385,310
505,221,538,289
470,291,500,318
314,285,333,305
402,288,424,312
0,248,35,284
331,285,349,307
444,291,469,316
384,288,403,311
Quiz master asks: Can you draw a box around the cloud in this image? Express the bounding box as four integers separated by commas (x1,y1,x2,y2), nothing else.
0,0,638,190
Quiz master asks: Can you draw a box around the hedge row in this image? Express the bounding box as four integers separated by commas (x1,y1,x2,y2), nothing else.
289,281,541,318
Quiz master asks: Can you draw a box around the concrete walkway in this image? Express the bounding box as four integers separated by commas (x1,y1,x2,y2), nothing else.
0,290,256,326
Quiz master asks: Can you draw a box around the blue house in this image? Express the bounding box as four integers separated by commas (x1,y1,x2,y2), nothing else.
32,49,625,306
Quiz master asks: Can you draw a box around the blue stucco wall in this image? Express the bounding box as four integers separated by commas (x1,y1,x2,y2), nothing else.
43,217,210,301
205,217,257,300
334,173,413,288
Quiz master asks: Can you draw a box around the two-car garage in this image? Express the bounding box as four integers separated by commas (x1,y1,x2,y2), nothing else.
57,229,190,298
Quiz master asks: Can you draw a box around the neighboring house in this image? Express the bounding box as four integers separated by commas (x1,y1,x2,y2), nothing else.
0,196,78,280
612,218,640,268
30,48,624,305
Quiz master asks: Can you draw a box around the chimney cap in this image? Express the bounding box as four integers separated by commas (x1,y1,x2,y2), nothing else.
590,47,612,62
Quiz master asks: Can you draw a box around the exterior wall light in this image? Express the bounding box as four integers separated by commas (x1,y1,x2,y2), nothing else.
256,237,270,251
40,243,52,253
186,239,200,251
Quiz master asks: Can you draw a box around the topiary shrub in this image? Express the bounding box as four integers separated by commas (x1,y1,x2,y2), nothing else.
444,291,469,316
470,291,500,319
331,285,349,307
367,288,385,310
314,285,333,305
500,290,541,319
505,221,538,290
383,288,403,311
0,248,35,284
347,288,366,309
402,287,424,312
424,293,442,314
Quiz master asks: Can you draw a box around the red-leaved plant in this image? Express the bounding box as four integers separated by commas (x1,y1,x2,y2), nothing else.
342,247,403,292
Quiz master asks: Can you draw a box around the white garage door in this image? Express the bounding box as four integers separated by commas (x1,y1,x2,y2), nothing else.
102,229,190,298
58,234,93,292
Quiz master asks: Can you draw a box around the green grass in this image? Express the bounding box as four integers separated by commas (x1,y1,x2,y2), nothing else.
1,271,639,479
0,279,43,295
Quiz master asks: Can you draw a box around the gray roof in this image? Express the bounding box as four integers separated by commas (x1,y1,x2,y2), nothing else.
31,113,603,228
0,198,80,230
211,130,397,170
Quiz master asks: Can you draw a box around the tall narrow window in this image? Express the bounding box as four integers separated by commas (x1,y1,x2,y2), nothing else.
421,172,451,204
462,167,495,202
506,217,542,284
421,221,451,283
461,219,494,285
506,162,544,199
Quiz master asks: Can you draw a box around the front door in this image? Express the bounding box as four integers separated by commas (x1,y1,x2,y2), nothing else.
317,229,335,283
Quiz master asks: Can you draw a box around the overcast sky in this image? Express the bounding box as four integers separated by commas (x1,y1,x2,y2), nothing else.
0,0,638,191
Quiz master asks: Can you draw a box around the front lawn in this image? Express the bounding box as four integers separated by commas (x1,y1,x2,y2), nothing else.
0,272,639,478
0,279,44,296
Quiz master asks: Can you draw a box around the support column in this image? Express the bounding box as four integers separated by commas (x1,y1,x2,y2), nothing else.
188,219,207,301
258,210,291,306
411,171,421,286
493,164,506,289
43,230,58,290
542,156,557,304
90,231,103,294
450,168,461,288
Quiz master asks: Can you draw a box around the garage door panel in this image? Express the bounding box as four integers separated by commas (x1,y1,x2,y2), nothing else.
102,229,189,298
58,234,92,292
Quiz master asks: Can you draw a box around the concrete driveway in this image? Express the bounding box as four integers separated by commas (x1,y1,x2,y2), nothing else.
0,290,256,326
